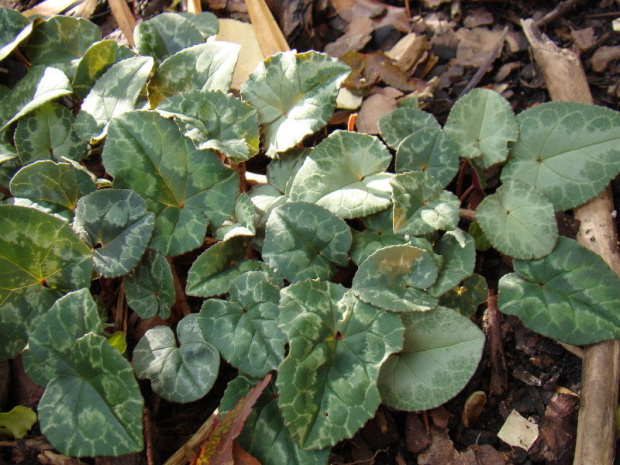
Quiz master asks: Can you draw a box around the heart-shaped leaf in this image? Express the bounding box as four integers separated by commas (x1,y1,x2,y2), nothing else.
266,148,310,194
134,12,204,63
199,271,285,377
378,107,440,150
157,90,259,162
428,229,476,297
241,51,350,157
352,245,439,312
25,15,101,79
15,102,87,164
179,12,219,38
262,202,352,283
215,193,256,241
10,160,96,211
439,273,488,317
288,130,393,218
75,56,154,143
391,171,460,235
73,189,155,277
378,306,485,411
0,8,32,62
72,40,135,99
147,42,240,107
220,375,330,465
25,289,143,457
122,249,174,319
444,88,518,168
396,128,459,189
0,66,72,131
102,111,239,256
476,180,558,260
133,313,220,403
498,237,620,345
277,281,404,449
501,101,620,211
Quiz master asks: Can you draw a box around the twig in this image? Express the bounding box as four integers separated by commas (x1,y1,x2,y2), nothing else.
535,0,589,27
459,208,476,222
521,18,620,465
458,26,508,98
108,0,136,47
164,410,219,465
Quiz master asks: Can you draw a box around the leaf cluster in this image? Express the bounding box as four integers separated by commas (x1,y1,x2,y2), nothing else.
1,9,619,462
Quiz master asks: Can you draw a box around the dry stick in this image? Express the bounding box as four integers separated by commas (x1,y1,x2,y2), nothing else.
164,411,219,465
244,0,290,58
521,18,620,465
535,0,589,27
108,0,136,47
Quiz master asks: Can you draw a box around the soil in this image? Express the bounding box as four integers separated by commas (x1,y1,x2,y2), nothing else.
0,0,619,464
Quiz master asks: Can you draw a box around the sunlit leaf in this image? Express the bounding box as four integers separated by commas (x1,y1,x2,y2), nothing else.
179,11,219,39
73,189,155,277
148,42,240,107
498,237,620,345
428,229,476,297
444,88,518,168
501,101,620,211
288,131,393,218
352,245,439,312
25,15,101,79
277,281,404,449
351,209,409,266
476,180,558,260
378,306,485,411
0,406,36,439
102,111,238,256
241,51,350,157
133,314,219,403
262,202,352,283
215,193,256,241
0,8,32,62
377,107,440,150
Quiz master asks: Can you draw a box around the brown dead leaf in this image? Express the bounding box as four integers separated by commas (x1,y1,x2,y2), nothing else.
355,87,401,134
455,28,505,67
530,393,578,464
463,7,494,28
405,413,431,454
331,0,410,33
324,16,373,58
417,426,460,465
231,441,261,465
571,27,596,51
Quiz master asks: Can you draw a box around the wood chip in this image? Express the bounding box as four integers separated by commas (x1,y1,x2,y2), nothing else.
571,27,595,51
591,45,620,72
497,410,539,451
455,27,505,67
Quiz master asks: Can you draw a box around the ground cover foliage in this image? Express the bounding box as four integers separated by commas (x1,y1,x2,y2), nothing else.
0,4,619,464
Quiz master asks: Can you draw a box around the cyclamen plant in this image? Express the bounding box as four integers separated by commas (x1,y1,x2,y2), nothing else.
0,8,619,462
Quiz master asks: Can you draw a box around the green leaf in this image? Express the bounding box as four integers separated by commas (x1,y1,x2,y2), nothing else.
377,107,440,150
133,313,220,403
266,148,310,194
241,51,350,157
391,171,460,235
501,101,620,211
23,288,103,386
444,88,518,168
288,131,393,218
0,406,36,439
186,237,258,297
147,42,240,107
0,8,32,62
498,237,620,345
179,12,219,39
262,202,352,283
14,102,87,164
277,281,404,450
9,160,96,211
157,90,259,162
439,273,488,317
352,245,439,312
0,205,92,294
38,333,144,456
72,40,135,99
123,249,175,320
215,193,257,241
0,286,62,360
476,180,558,260
134,12,205,64
396,128,459,189
73,189,155,278
220,375,330,465
428,229,476,297
0,66,72,131
351,212,409,266
24,289,143,456
468,221,491,251
102,111,239,256
25,16,101,80
0,128,17,164
378,306,485,411
74,56,154,143
107,331,127,354
199,271,285,378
